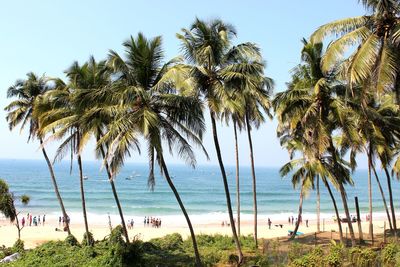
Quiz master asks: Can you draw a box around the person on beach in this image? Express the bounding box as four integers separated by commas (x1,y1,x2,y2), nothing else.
29,215,32,226
131,220,134,228
291,216,294,225
147,217,149,225
288,217,290,224
59,216,61,226
43,214,46,226
38,215,41,225
306,219,309,227
21,217,25,227
295,217,298,225
268,218,272,229
33,216,37,226
144,217,146,226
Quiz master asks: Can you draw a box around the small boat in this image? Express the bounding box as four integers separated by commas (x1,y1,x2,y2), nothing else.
288,230,304,236
83,175,88,180
125,175,134,180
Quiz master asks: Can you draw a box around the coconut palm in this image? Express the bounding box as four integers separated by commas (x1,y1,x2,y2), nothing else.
273,39,358,245
311,0,400,100
57,56,132,243
177,18,269,257
104,33,206,266
4,73,71,235
342,92,400,237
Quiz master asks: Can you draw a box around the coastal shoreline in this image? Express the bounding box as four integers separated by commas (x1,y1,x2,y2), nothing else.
0,213,395,249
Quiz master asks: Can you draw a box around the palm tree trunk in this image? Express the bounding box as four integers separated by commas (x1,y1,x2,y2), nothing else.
384,166,397,237
290,188,303,240
327,141,354,245
40,138,71,235
77,153,90,245
210,111,243,263
159,154,202,267
233,120,240,237
323,178,343,243
99,145,130,243
367,146,373,239
245,113,257,247
317,175,320,233
371,164,393,230
339,183,356,246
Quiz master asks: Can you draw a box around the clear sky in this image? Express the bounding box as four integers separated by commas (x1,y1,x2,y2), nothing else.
0,0,367,167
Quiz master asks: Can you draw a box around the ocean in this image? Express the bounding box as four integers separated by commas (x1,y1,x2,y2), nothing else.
0,159,398,225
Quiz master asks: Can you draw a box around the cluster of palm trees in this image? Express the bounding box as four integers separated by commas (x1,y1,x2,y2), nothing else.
4,19,272,265
274,0,400,247
4,0,400,264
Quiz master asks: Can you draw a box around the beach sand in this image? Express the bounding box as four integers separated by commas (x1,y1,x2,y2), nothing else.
0,215,393,249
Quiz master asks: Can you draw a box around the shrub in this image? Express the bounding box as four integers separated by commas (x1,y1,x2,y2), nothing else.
12,239,24,253
150,233,183,251
381,242,400,266
289,247,324,267
109,225,125,245
82,231,95,246
325,241,344,267
64,234,79,246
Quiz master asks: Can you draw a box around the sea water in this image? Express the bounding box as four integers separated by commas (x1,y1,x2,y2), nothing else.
0,159,398,225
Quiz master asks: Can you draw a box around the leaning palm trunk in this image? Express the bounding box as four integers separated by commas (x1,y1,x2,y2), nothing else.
40,138,71,235
99,145,130,243
290,188,303,240
324,178,343,243
245,113,258,246
159,154,202,267
316,175,320,233
210,111,244,262
367,147,373,239
371,164,393,230
233,120,240,237
338,183,356,246
384,167,397,237
77,152,90,245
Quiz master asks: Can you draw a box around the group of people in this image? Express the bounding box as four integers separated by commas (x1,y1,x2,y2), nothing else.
127,219,134,229
287,216,309,227
143,216,162,228
58,215,70,227
21,213,45,227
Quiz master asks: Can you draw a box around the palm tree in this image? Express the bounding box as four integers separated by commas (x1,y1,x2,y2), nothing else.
103,33,206,266
177,18,269,257
4,73,71,235
311,0,400,101
342,92,400,237
274,39,358,245
62,56,132,243
36,62,104,245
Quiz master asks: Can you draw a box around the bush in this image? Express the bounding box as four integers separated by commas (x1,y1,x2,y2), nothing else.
109,225,125,245
82,231,95,246
12,239,24,253
64,234,79,246
381,242,400,266
325,241,344,267
289,247,324,267
150,233,183,251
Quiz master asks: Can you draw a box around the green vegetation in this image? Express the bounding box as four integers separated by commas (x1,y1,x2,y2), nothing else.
4,0,400,266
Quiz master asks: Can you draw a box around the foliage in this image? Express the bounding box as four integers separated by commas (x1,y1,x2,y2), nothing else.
64,234,79,246
82,231,95,247
11,240,24,254
381,242,400,266
325,241,344,267
289,246,324,267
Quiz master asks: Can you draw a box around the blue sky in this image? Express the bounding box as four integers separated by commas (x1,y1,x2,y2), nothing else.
0,0,367,167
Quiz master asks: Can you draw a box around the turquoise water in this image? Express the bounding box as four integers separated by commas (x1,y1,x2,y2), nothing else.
0,159,399,224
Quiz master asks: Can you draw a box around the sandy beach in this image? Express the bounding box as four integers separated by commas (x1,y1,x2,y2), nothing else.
0,215,394,249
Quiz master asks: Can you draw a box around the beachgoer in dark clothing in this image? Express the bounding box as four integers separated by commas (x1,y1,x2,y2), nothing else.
43,215,46,226
306,219,309,227
268,218,271,229
21,217,25,227
59,216,62,226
